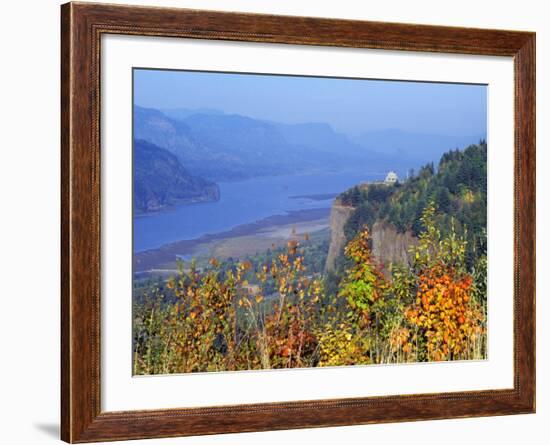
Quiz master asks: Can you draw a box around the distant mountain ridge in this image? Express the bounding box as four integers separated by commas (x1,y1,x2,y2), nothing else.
137,106,283,181
134,106,394,181
160,107,225,121
272,121,362,156
352,128,485,167
134,139,220,214
134,105,483,182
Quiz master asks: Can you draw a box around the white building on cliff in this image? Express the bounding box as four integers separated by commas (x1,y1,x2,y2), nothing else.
384,171,398,185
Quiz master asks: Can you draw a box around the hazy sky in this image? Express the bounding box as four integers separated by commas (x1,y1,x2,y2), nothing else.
134,68,487,137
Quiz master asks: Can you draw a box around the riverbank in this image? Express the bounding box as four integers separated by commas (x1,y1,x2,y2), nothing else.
133,207,330,273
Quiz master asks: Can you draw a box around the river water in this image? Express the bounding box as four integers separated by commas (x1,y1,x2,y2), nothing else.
133,170,380,252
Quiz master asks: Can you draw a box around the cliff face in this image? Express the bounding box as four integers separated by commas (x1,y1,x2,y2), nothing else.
370,221,417,267
325,200,355,272
325,201,417,272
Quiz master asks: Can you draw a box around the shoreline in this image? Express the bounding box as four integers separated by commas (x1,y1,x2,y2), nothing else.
289,192,338,201
134,207,331,273
134,194,221,218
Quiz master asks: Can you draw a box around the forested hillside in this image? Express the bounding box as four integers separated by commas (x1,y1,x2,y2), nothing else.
134,139,220,214
340,141,487,268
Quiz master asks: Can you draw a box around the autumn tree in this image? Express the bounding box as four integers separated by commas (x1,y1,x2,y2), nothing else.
406,203,485,361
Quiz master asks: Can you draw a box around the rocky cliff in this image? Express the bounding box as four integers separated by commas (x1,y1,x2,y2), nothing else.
325,200,355,272
370,221,417,267
325,200,417,272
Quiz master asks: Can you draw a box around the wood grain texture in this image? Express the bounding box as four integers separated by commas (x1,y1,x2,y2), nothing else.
60,2,536,442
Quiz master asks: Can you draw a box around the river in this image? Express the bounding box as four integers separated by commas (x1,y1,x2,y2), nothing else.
133,170,381,252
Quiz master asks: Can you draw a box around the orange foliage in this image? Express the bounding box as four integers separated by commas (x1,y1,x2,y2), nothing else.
406,265,484,361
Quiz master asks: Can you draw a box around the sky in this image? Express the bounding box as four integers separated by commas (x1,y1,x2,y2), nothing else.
134,68,487,138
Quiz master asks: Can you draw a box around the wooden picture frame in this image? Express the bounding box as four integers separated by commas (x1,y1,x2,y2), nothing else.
61,2,535,442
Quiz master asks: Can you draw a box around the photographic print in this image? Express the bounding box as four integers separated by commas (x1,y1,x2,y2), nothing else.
132,69,488,375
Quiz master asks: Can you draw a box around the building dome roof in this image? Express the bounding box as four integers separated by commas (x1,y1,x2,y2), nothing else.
384,171,398,184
